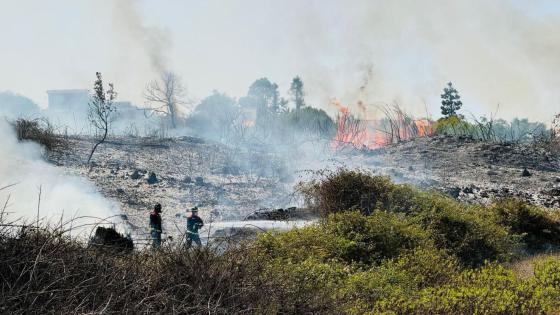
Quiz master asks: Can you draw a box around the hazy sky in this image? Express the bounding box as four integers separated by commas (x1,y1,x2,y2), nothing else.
1,0,560,121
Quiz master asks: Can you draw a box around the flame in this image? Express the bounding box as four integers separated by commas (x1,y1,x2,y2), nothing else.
331,100,434,150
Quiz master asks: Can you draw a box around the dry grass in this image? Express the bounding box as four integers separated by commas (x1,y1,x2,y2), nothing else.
0,221,278,314
12,118,68,154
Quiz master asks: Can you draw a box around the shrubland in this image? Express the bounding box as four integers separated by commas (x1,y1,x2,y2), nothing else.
4,169,560,314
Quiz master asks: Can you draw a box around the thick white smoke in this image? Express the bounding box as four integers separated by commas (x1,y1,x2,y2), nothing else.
0,120,119,231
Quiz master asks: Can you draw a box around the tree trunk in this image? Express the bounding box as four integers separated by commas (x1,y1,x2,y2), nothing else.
87,127,108,164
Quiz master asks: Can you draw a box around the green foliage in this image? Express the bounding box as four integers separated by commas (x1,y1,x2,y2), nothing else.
375,263,560,314
341,248,459,314
440,81,462,118
492,199,560,252
297,169,547,267
282,106,336,138
434,115,474,136
533,258,560,289
186,91,238,141
297,169,417,216
343,263,417,314
256,211,429,266
255,225,356,263
289,76,305,109
245,77,284,114
322,211,430,265
390,248,460,288
415,202,517,267
434,115,551,143
261,258,348,313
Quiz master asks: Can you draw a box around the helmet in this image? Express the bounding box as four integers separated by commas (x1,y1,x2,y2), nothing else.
191,206,199,212
154,203,162,213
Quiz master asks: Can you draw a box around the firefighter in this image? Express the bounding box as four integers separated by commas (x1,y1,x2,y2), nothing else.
149,203,163,249
186,206,204,248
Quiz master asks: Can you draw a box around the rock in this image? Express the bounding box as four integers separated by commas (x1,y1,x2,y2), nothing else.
147,172,158,184
130,170,141,180
487,170,499,176
183,176,192,184
446,187,461,198
522,168,532,177
116,188,125,194
195,176,204,186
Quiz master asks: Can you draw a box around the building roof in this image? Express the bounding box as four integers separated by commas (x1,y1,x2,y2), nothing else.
46,89,89,95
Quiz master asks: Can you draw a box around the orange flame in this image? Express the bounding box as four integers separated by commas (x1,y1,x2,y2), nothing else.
331,100,434,150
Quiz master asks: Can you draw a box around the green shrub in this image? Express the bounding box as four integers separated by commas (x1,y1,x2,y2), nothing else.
530,258,560,312
341,248,459,314
298,169,522,267
255,225,355,263
434,115,475,136
261,258,348,314
533,258,560,289
282,106,336,138
323,211,430,265
256,211,429,266
390,248,460,288
376,265,542,315
417,204,517,267
343,264,416,314
492,199,560,252
297,169,419,216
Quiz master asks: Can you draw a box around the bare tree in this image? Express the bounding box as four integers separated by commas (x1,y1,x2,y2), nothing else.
144,71,186,129
87,72,117,164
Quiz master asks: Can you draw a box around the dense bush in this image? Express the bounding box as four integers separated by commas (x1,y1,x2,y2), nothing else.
297,169,418,216
256,211,429,266
492,199,560,252
282,106,336,138
415,203,517,267
298,169,560,266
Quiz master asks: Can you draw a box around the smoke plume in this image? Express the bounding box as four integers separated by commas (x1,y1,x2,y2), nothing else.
112,0,171,74
0,120,119,232
283,0,560,121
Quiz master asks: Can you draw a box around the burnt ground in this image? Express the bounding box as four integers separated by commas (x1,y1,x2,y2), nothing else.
48,136,295,241
49,134,560,242
355,135,560,209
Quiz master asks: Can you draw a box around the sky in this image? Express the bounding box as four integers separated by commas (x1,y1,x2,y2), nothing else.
1,0,560,121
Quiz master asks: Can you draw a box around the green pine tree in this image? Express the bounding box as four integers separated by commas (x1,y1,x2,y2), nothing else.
440,82,462,118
